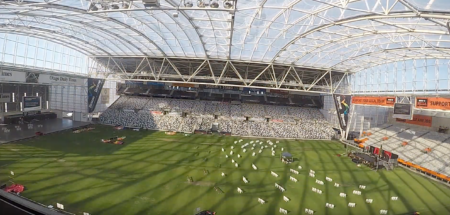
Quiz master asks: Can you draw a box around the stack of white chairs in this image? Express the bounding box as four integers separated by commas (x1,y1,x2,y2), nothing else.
334,183,340,187
290,169,299,174
305,209,314,214
271,171,278,177
359,185,366,189
366,199,373,203
235,163,239,167
275,183,285,192
311,187,322,194
380,210,388,214
391,196,398,200
252,152,256,156
339,193,346,197
221,172,226,177
315,179,324,185
326,177,332,182
298,165,302,169
353,190,361,195
242,177,248,183
279,208,287,214
283,196,289,202
309,172,315,177
325,203,334,209
289,176,297,182
252,164,258,170
348,203,356,207
258,198,265,204
237,187,243,193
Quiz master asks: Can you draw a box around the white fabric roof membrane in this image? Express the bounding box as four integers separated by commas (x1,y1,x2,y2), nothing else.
0,0,449,72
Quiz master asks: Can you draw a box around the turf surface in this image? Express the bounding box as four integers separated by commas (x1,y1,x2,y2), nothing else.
1,124,450,215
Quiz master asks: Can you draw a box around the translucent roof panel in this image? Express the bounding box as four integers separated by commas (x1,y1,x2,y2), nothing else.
0,0,449,72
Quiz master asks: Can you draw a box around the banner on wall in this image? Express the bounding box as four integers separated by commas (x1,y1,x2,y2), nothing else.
0,93,11,102
23,96,42,112
333,94,351,131
351,96,396,106
392,103,413,120
396,115,432,127
416,97,450,111
100,88,110,104
38,74,86,86
0,70,26,82
88,78,105,113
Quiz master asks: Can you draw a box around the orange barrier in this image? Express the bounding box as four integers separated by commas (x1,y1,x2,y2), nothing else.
354,138,369,144
358,143,364,148
402,142,408,146
424,148,432,153
367,132,372,136
397,158,450,182
382,137,389,141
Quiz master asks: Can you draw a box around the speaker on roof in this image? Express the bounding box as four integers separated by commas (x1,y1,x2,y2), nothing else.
142,0,160,7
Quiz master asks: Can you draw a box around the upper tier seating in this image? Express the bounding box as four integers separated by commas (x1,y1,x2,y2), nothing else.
100,96,335,140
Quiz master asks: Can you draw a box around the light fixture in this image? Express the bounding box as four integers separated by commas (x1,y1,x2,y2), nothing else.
89,3,98,11
66,112,73,117
184,0,193,7
223,0,233,9
197,0,206,8
210,0,219,8
102,4,109,10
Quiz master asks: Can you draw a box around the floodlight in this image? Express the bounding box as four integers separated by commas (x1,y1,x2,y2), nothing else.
223,0,233,9
66,112,73,117
197,0,206,8
184,0,193,7
89,3,98,11
101,4,109,10
210,0,219,8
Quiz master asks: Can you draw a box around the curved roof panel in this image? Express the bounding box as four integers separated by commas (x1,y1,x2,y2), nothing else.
0,0,449,72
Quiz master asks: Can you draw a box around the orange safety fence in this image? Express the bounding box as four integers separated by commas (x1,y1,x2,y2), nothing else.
382,137,389,141
402,142,408,146
397,158,450,181
424,148,432,152
358,143,364,148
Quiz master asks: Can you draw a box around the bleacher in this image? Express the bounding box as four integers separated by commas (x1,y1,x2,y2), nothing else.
100,96,335,139
364,125,450,178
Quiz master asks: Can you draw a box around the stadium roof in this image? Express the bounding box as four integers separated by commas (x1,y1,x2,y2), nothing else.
1,0,450,73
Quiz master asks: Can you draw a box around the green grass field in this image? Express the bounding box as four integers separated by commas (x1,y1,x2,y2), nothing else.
1,125,450,215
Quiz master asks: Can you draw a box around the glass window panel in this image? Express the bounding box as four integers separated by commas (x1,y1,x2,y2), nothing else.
4,54,14,63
